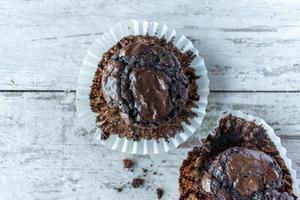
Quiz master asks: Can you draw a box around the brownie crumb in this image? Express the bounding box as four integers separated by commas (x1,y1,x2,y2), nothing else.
113,186,124,193
131,178,144,188
123,159,135,169
156,188,164,199
142,168,148,173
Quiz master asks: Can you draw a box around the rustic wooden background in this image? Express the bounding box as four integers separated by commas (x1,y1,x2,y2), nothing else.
1,0,300,199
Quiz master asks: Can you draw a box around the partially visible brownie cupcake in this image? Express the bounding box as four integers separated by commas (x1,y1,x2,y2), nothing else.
179,114,296,200
90,35,199,141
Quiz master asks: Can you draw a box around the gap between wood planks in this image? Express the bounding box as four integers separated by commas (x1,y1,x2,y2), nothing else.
1,90,300,93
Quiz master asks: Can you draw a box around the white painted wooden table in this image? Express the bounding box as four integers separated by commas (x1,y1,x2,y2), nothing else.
1,0,300,199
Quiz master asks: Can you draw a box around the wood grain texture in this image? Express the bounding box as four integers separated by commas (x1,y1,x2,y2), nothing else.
0,92,299,199
1,0,300,91
1,0,300,199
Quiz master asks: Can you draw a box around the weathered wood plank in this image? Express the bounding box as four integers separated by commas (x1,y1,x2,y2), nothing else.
1,92,300,145
187,91,300,146
0,92,300,199
0,143,298,200
1,0,300,91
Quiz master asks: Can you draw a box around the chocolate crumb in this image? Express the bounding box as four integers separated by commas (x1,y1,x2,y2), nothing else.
142,168,148,173
153,171,157,175
156,188,164,199
113,186,124,193
131,178,144,188
123,159,135,169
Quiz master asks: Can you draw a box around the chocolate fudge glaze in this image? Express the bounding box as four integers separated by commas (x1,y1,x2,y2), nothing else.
101,41,189,128
227,148,279,196
130,69,173,121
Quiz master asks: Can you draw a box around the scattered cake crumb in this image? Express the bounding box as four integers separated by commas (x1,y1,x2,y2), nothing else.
131,178,145,188
115,159,165,197
113,186,124,193
156,188,164,199
123,159,135,169
142,168,148,173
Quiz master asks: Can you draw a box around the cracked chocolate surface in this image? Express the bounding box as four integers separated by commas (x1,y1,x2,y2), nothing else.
202,147,289,199
102,42,189,128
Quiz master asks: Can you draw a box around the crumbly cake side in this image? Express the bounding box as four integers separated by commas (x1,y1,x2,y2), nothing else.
179,115,295,200
89,35,199,141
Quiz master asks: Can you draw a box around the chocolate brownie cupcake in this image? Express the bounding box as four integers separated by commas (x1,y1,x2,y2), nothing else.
101,42,189,128
179,114,297,200
90,35,199,141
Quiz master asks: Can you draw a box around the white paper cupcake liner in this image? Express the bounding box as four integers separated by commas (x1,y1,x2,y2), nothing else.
75,19,209,154
215,110,299,197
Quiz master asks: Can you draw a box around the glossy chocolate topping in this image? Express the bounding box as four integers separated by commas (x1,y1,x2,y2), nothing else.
101,41,189,128
203,147,286,199
119,42,149,56
130,69,173,121
101,60,122,107
227,148,279,196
